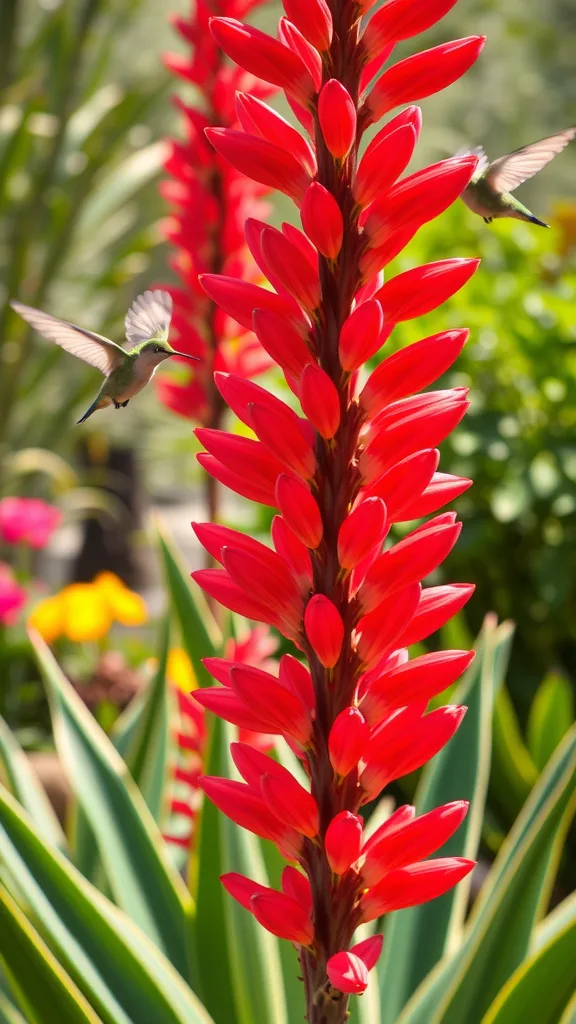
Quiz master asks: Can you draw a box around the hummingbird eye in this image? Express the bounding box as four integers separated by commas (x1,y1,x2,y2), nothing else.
153,344,162,353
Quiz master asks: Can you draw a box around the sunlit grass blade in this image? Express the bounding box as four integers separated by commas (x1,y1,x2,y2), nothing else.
30,629,192,975
0,885,101,1024
527,669,574,772
0,714,66,851
0,786,213,1024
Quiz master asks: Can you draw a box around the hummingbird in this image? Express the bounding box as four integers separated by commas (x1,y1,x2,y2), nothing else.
460,127,576,227
10,289,199,424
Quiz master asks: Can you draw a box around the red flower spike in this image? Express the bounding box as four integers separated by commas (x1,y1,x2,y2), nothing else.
190,0,482,1005
206,127,312,203
261,772,320,838
400,584,475,647
325,811,363,873
327,953,369,994
362,0,461,59
221,871,270,912
360,329,469,416
359,521,462,613
350,934,384,971
251,891,314,945
301,183,344,259
278,18,323,92
339,300,384,372
275,474,324,549
272,516,313,588
337,497,388,569
356,584,421,671
366,37,486,123
236,93,317,176
279,654,316,711
250,402,317,480
361,800,469,885
353,124,417,208
362,649,474,720
318,80,357,160
329,708,370,777
300,363,341,439
230,666,312,745
282,865,313,913
253,308,312,378
360,858,475,922
305,594,345,668
260,227,320,311
283,0,333,51
209,17,316,105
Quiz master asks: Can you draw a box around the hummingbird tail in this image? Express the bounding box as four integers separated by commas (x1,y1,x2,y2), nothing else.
76,399,101,424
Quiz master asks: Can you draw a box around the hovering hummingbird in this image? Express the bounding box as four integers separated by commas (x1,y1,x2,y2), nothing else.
10,289,198,424
460,127,576,227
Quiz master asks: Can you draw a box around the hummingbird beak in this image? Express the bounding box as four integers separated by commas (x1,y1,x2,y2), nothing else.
170,350,200,362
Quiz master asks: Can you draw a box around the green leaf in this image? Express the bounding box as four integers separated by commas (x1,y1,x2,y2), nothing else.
527,670,574,772
119,615,173,823
398,723,576,1024
30,630,192,975
0,786,213,1024
157,523,222,689
0,885,101,1024
481,911,576,1024
0,715,66,851
491,683,538,823
532,891,576,953
378,616,514,1024
0,990,27,1024
559,989,576,1024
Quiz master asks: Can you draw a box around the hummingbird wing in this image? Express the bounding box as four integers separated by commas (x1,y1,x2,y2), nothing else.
456,145,490,181
10,301,126,376
486,128,576,192
125,289,173,346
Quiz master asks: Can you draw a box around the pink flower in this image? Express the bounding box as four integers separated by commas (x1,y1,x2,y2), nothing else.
0,563,26,624
0,497,61,549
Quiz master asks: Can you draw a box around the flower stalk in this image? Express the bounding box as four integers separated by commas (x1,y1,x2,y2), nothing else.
192,0,486,1018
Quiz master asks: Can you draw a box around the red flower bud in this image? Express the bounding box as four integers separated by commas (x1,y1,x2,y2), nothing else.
318,80,357,159
353,123,417,208
251,890,314,945
327,952,369,994
329,708,370,777
325,811,363,873
350,934,384,971
283,0,333,51
301,183,344,258
361,800,469,885
300,363,341,439
305,594,344,668
260,226,320,311
339,299,385,371
261,771,320,837
275,474,323,549
362,0,461,59
337,497,388,569
206,127,312,203
360,857,475,922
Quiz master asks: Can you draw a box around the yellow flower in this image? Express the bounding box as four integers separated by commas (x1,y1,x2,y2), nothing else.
28,573,147,643
61,583,113,642
94,572,147,626
166,647,197,692
29,595,65,644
